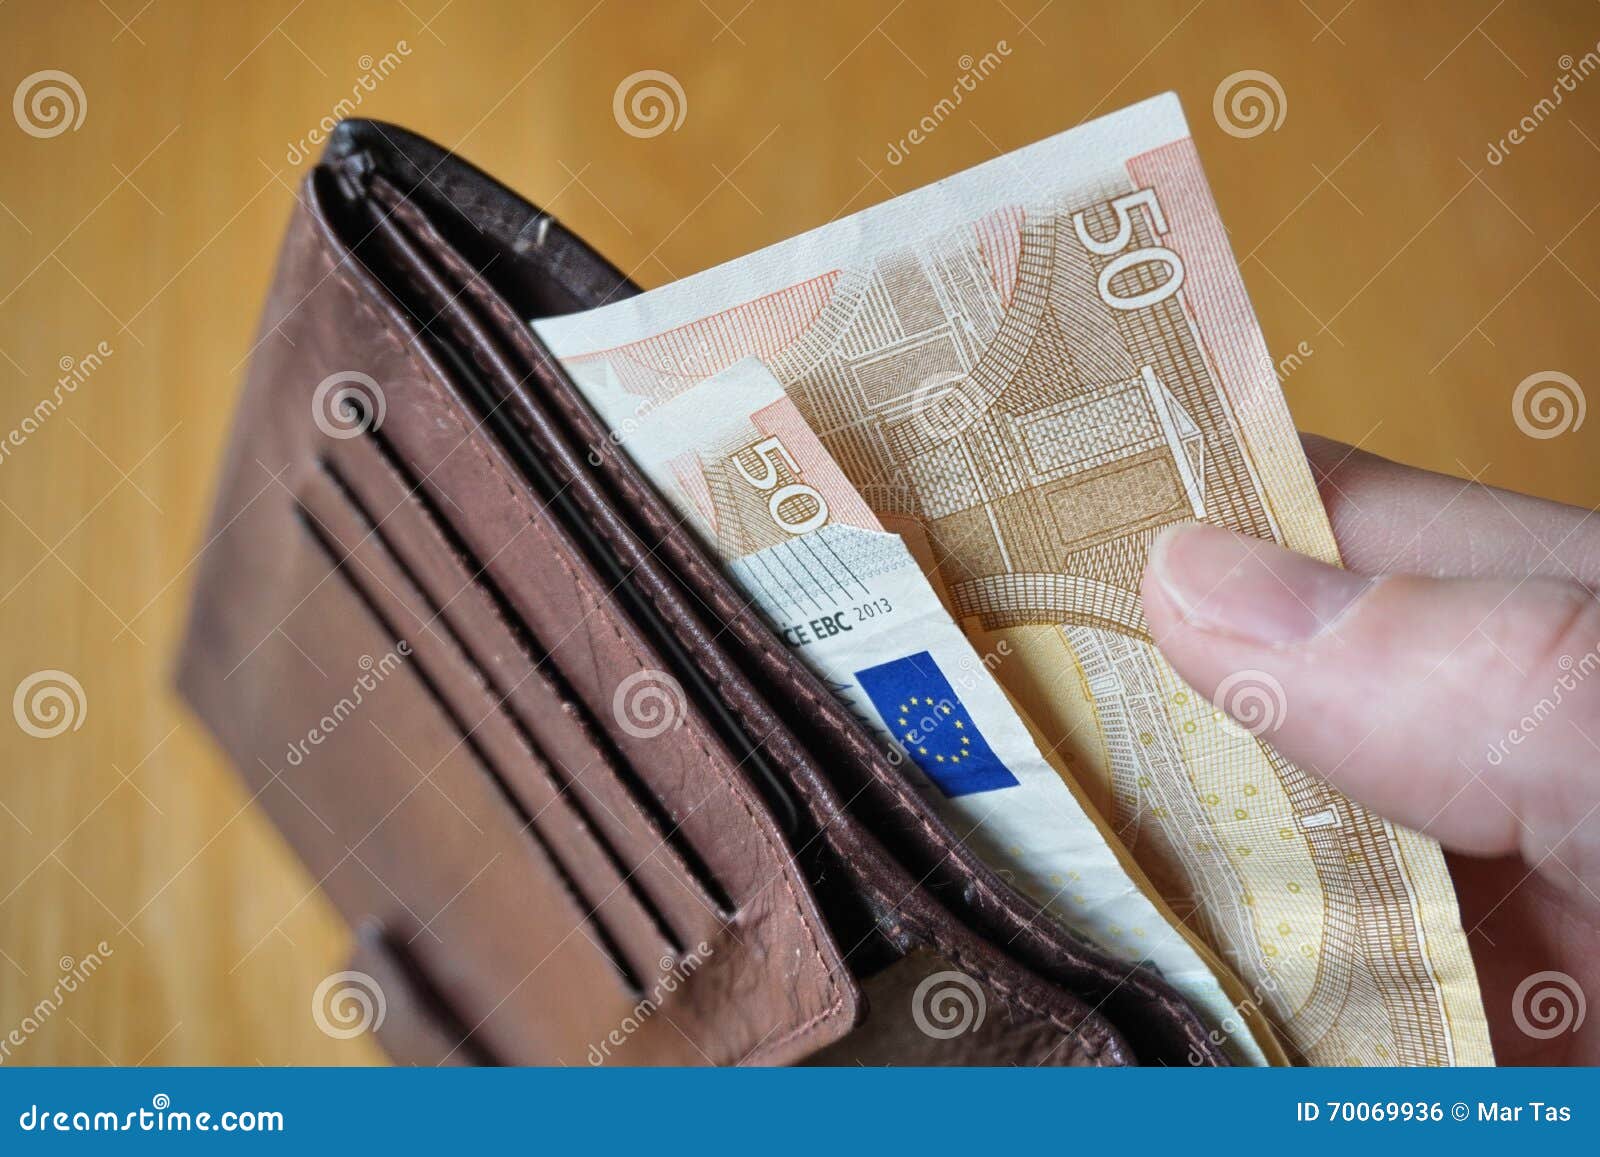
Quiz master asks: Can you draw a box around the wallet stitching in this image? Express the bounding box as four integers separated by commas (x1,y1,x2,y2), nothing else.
388,207,1119,1065
386,198,1132,1064
305,219,848,1064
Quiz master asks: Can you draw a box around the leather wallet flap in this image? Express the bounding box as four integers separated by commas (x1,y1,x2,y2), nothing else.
177,172,860,1065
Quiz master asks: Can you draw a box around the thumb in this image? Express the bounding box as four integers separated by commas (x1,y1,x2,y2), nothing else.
1142,523,1600,887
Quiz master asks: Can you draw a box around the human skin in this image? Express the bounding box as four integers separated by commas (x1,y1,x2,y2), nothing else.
1142,435,1600,1065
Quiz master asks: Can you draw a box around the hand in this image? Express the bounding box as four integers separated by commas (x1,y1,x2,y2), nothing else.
1141,435,1600,1066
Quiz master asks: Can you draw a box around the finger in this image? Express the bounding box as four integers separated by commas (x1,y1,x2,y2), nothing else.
1302,434,1600,587
1142,522,1600,890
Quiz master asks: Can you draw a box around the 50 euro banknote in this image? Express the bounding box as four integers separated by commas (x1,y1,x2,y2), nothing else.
535,93,1490,1065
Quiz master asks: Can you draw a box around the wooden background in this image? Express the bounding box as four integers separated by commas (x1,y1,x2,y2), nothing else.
1,0,1596,1065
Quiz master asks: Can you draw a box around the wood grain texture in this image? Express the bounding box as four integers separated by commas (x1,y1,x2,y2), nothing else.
1,0,1596,1065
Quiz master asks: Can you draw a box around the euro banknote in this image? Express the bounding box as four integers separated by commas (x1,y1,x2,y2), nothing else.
565,351,1276,1063
534,93,1491,1065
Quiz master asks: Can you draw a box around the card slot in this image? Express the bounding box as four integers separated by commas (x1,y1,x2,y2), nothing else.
315,451,709,958
292,499,650,995
347,423,737,922
347,921,501,1067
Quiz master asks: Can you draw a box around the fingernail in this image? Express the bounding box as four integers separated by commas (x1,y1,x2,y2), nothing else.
1148,523,1371,645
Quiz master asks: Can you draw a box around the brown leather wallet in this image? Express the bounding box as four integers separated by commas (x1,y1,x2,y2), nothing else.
176,119,1231,1067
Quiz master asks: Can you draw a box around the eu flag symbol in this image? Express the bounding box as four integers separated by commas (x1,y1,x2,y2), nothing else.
854,650,1020,797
